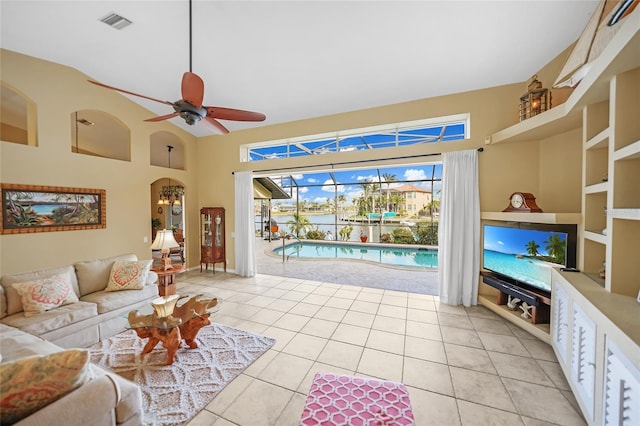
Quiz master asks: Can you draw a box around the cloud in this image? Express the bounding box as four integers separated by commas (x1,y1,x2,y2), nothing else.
356,174,378,182
498,240,504,245
299,187,309,194
307,178,318,183
321,179,345,193
404,169,427,180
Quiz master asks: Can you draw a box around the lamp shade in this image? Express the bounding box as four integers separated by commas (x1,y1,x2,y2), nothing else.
150,229,180,252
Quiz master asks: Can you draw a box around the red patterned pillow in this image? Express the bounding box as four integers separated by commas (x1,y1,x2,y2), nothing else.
0,349,92,424
105,260,152,291
12,273,79,317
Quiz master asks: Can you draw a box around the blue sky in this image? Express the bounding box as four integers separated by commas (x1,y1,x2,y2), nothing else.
270,163,442,206
483,225,567,256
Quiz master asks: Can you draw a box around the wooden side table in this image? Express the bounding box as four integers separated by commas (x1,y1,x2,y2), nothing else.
152,265,185,296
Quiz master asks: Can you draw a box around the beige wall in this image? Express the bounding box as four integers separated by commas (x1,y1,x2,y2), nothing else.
0,49,198,276
1,46,583,276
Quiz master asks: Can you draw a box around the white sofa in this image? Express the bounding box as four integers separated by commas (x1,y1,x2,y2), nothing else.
1,323,143,426
0,253,159,425
0,253,158,348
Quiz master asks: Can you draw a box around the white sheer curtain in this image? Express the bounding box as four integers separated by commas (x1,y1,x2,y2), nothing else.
438,149,480,306
234,171,256,277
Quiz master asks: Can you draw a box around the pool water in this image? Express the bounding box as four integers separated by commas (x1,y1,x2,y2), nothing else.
273,241,438,269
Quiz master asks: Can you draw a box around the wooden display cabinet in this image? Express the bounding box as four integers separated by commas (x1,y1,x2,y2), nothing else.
200,207,226,273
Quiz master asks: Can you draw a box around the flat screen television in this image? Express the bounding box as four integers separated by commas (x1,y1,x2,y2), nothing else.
482,223,577,296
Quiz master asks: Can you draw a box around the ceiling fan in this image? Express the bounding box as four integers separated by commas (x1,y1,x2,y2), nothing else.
88,0,265,134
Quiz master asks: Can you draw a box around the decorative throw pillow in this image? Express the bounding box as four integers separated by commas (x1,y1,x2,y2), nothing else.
0,349,92,424
105,259,152,291
12,273,79,317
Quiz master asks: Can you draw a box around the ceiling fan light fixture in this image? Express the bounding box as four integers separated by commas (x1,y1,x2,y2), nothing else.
99,13,133,30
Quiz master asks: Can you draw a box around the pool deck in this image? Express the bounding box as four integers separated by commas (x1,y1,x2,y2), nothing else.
257,238,439,295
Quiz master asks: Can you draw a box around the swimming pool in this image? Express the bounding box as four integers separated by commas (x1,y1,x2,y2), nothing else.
272,241,438,269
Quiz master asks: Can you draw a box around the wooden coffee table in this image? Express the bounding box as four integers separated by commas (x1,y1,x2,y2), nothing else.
127,294,220,365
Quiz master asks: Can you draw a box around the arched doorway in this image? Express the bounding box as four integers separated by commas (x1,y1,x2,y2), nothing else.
151,177,186,265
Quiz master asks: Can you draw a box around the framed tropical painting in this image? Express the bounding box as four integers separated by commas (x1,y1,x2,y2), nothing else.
1,183,106,234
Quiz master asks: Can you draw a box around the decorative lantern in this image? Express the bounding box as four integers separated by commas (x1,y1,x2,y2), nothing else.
519,75,551,121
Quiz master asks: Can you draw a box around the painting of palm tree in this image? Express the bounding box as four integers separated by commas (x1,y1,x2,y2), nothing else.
1,184,105,234
544,233,566,265
526,240,540,257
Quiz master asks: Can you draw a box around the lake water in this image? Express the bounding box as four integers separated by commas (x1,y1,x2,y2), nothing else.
256,214,415,243
274,241,438,269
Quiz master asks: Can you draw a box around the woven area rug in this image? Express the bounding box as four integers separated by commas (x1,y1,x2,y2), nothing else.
89,323,275,426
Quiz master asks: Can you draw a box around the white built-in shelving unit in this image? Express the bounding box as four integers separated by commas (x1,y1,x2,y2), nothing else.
483,9,640,425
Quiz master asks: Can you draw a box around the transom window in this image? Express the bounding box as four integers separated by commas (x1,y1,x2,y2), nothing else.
242,114,468,162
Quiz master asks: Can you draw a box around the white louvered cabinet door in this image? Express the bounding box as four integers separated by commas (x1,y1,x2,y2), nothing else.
552,281,570,365
571,303,596,422
603,339,640,426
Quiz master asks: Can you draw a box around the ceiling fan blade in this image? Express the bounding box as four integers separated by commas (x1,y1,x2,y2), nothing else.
88,80,174,106
181,72,204,109
144,112,179,122
202,116,230,134
205,106,266,122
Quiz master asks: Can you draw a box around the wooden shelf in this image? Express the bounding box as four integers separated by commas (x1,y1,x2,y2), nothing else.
585,127,610,150
490,11,640,146
478,295,551,343
614,139,640,161
584,182,608,194
611,208,640,220
481,212,581,224
583,230,608,244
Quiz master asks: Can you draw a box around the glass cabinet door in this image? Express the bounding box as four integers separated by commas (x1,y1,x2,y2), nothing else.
214,213,223,247
200,207,226,273
201,211,212,247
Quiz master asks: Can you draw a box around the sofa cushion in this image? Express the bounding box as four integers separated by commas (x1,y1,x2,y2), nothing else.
1,266,79,317
74,253,137,297
0,301,97,337
81,285,157,314
0,324,61,363
0,349,92,425
12,273,79,317
105,260,152,292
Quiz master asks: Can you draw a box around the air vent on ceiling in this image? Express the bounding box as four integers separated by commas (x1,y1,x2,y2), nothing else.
99,13,132,30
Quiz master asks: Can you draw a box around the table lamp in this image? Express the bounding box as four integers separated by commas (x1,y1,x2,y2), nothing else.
151,229,180,271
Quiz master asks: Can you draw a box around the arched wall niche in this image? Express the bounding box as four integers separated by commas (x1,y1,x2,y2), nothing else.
0,82,37,146
150,132,185,170
70,109,130,161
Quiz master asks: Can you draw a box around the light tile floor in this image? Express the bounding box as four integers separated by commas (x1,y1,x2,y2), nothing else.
176,270,586,426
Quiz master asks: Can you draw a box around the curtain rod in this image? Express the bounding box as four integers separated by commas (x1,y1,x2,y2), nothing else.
232,147,483,175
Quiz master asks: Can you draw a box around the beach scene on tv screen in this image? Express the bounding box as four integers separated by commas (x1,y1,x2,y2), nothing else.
483,226,568,293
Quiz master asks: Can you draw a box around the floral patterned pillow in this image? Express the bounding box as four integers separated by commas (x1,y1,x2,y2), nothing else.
105,259,152,291
12,273,79,317
0,349,92,424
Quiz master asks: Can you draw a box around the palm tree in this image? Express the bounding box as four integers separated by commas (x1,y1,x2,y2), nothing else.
337,194,346,217
426,199,440,217
359,181,373,214
526,240,540,257
287,212,311,237
382,173,397,212
544,233,566,264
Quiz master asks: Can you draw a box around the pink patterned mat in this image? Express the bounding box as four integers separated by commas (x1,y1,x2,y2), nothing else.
300,372,415,425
